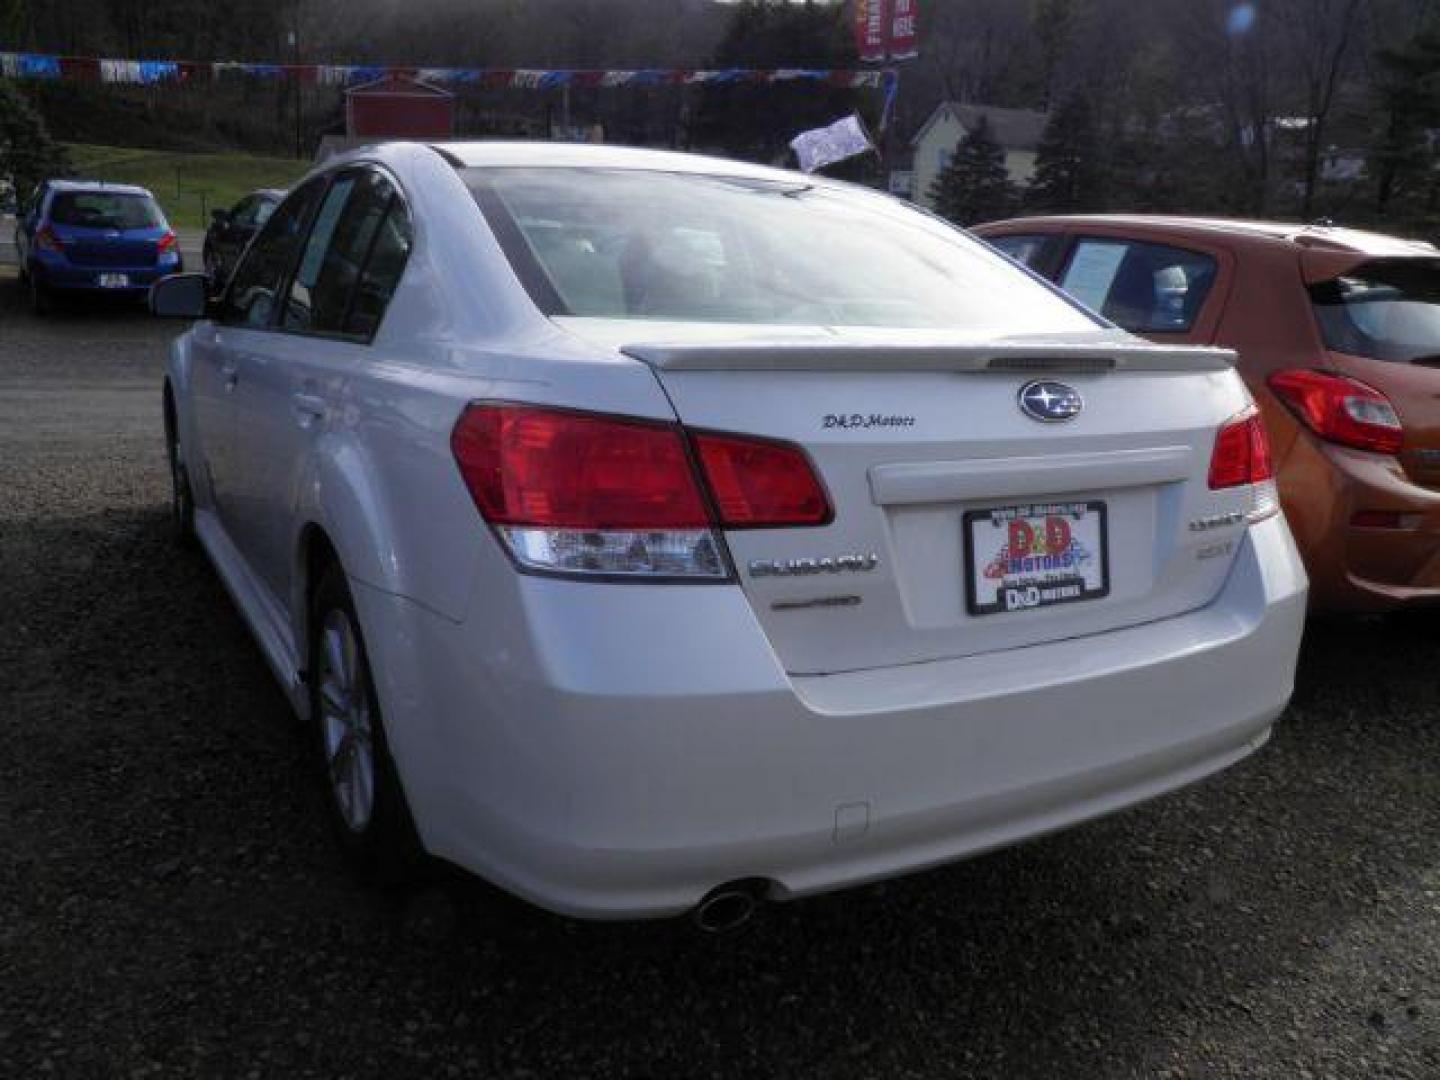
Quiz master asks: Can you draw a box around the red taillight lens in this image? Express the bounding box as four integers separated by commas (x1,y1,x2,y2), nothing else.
450,403,831,578
691,432,831,528
1209,407,1274,490
450,404,709,529
1267,368,1404,455
157,230,178,254
35,225,61,253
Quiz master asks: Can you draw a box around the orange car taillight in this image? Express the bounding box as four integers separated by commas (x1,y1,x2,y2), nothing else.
1209,406,1280,523
35,225,62,253
1267,368,1404,456
450,402,830,578
157,230,178,254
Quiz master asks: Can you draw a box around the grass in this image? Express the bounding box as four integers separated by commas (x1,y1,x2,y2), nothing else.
62,144,311,232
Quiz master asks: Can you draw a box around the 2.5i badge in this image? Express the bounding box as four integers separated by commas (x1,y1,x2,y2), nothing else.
963,501,1111,616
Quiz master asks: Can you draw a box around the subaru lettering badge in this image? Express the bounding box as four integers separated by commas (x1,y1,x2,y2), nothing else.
1017,380,1083,423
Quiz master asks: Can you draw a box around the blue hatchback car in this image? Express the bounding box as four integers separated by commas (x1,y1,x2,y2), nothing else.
15,180,182,314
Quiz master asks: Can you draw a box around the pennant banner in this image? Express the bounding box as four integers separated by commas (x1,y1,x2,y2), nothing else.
0,52,890,90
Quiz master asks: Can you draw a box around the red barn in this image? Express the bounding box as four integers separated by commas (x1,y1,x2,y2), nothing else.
345,76,454,139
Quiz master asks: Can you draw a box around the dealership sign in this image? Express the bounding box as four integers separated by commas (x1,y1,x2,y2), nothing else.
853,0,920,62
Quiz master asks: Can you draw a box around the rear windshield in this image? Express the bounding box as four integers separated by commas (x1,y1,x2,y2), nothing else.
49,191,163,231
462,167,1100,332
1310,259,1440,363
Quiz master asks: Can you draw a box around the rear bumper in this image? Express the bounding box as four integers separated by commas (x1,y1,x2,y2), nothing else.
1279,433,1440,611
354,514,1307,920
30,258,180,293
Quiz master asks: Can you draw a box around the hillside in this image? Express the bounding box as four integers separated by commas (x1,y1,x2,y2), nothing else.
64,144,310,231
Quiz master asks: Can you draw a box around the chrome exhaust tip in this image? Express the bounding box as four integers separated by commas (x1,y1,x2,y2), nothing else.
692,881,762,933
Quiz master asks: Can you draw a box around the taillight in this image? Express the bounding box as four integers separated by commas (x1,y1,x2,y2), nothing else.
1209,406,1279,522
450,403,831,579
1267,368,1404,455
157,230,178,254
691,432,832,528
35,225,61,253
1209,407,1273,489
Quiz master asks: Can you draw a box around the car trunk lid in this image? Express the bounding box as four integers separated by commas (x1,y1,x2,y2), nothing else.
1304,255,1440,489
563,320,1259,675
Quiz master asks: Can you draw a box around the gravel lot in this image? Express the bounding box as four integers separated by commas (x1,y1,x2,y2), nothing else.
4,266,1440,1079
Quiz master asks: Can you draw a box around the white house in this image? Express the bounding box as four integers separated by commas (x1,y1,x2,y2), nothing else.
910,102,1048,208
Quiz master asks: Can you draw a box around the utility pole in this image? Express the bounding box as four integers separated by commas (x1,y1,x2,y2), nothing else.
289,13,303,160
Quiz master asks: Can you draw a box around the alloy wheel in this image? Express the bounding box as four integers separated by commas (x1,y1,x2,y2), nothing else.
317,609,377,834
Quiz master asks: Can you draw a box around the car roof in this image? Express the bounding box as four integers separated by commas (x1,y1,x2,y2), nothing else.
323,139,828,191
46,179,156,198
982,213,1438,258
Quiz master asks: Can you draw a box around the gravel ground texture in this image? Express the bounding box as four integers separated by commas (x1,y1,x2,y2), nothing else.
4,267,1440,1079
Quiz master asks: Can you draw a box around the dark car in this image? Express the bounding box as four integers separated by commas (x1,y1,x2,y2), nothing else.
203,189,284,287
15,180,182,314
975,214,1440,614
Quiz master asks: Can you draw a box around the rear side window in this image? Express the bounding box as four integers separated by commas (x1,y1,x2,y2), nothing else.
987,234,1049,269
1060,239,1218,333
1310,259,1440,363
345,202,412,339
50,191,162,230
220,177,326,329
281,169,409,340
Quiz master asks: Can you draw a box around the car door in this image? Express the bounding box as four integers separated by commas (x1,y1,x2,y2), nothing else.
1054,234,1234,346
216,197,255,268
15,182,48,265
228,166,413,606
193,176,327,548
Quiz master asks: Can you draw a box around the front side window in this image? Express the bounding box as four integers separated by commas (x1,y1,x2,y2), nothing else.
1310,259,1440,363
220,177,326,329
50,191,163,230
282,169,406,339
987,234,1049,270
464,167,1100,332
230,197,262,229
1059,238,1218,333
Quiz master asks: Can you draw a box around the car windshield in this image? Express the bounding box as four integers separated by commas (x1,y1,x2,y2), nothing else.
1309,259,1440,363
463,167,1099,332
50,191,163,231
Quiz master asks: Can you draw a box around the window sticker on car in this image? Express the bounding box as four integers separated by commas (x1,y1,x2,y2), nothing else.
1061,242,1127,312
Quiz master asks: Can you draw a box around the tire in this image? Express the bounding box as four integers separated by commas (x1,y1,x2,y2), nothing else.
310,565,425,885
165,409,196,548
29,275,51,316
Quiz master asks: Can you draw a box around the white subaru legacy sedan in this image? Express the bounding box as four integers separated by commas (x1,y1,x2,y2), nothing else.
153,141,1307,926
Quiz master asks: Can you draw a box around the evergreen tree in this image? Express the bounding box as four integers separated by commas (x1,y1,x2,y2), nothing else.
928,115,1015,226
0,80,68,206
1026,92,1096,213
1371,24,1440,219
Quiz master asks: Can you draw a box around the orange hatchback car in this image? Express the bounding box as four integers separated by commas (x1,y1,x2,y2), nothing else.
974,216,1440,612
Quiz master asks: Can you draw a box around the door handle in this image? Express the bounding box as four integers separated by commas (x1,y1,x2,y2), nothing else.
292,393,328,426
220,361,239,391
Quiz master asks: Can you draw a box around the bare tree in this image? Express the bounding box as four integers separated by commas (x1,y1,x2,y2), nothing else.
1276,0,1368,217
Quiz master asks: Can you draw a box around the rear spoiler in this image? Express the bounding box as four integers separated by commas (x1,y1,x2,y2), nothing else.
622,340,1236,374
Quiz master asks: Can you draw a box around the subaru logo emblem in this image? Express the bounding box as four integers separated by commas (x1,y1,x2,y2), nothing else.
1017,380,1083,423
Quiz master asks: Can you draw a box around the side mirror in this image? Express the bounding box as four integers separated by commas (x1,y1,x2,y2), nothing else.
150,273,211,319
211,208,230,225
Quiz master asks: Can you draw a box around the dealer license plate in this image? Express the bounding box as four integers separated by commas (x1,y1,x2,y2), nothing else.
964,501,1110,616
97,273,130,288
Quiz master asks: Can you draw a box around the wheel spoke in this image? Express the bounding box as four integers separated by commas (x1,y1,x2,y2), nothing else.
323,626,348,692
317,608,376,833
